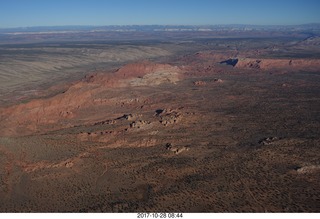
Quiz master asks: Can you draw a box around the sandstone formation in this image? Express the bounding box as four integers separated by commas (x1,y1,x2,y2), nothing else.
0,40,320,212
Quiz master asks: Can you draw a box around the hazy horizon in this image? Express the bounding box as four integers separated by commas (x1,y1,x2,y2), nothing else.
1,0,319,28
1,23,320,30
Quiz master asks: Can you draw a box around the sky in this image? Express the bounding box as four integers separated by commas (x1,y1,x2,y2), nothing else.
0,0,320,28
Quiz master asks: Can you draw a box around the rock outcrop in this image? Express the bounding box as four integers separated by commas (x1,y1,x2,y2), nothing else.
0,61,182,136
236,58,320,71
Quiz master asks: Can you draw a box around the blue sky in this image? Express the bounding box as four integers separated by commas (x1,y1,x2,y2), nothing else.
0,0,319,28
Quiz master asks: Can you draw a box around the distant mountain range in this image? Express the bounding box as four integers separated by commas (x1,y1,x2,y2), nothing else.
1,24,319,44
1,24,320,34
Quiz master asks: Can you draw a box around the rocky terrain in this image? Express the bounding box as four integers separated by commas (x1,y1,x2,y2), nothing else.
0,44,176,106
0,36,320,212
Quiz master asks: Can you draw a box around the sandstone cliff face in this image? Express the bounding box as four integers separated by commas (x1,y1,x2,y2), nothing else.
111,61,180,86
1,56,319,137
81,61,181,87
236,58,320,71
0,61,181,136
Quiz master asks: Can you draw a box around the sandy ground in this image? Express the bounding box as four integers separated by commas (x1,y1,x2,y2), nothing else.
0,37,319,212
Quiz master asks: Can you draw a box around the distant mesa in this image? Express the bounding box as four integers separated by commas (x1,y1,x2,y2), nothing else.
219,58,239,67
235,58,320,70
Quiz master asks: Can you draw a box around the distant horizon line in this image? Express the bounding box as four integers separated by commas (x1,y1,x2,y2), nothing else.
1,23,320,29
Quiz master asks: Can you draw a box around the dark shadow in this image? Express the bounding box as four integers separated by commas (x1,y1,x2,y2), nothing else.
219,58,238,67
155,109,164,115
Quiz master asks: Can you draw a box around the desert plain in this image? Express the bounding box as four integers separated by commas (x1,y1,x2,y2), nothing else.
0,28,320,212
